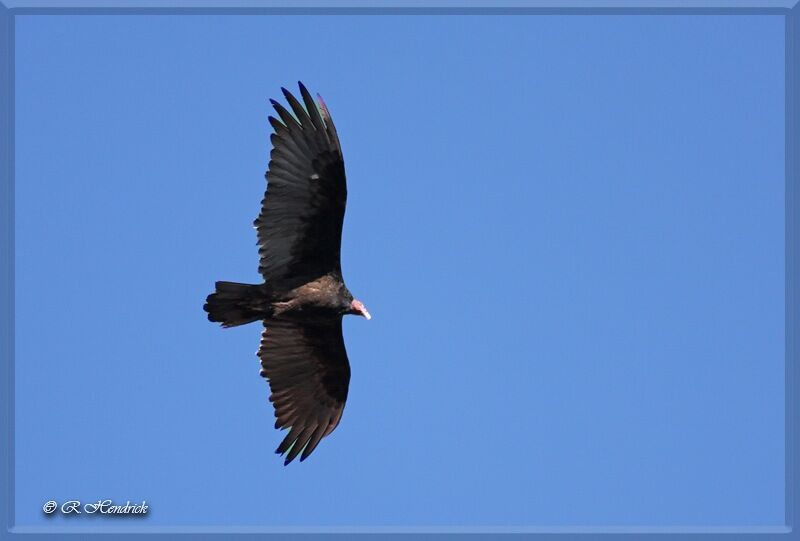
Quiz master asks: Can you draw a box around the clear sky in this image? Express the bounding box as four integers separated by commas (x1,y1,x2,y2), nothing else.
13,13,785,528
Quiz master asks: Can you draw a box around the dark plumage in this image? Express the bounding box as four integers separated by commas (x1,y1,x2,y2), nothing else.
204,82,370,465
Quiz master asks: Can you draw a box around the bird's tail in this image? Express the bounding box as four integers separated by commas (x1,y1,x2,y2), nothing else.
204,281,269,328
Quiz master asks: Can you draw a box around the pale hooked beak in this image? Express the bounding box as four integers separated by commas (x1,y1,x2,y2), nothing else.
352,299,371,320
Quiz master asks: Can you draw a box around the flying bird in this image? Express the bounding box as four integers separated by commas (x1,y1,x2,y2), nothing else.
204,82,370,465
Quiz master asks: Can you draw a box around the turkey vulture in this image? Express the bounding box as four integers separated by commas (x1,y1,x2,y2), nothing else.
204,82,370,465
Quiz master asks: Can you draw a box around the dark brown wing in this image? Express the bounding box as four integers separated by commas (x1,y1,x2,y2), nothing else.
255,82,346,290
258,318,351,465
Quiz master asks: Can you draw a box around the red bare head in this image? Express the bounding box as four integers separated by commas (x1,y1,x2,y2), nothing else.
350,299,371,320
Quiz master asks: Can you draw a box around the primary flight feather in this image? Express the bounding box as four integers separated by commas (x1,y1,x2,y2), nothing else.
204,82,370,465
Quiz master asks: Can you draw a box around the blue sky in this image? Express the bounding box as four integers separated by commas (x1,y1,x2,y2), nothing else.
13,13,785,528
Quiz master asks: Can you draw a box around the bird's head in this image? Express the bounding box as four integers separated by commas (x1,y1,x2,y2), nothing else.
349,299,371,320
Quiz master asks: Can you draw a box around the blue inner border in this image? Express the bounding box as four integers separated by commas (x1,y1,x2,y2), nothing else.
786,2,799,537
0,2,796,538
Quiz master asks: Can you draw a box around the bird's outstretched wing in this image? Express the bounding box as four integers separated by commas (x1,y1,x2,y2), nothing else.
258,318,351,465
255,82,347,290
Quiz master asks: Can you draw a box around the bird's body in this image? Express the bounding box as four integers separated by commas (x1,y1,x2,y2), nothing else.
204,83,369,465
272,275,353,321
